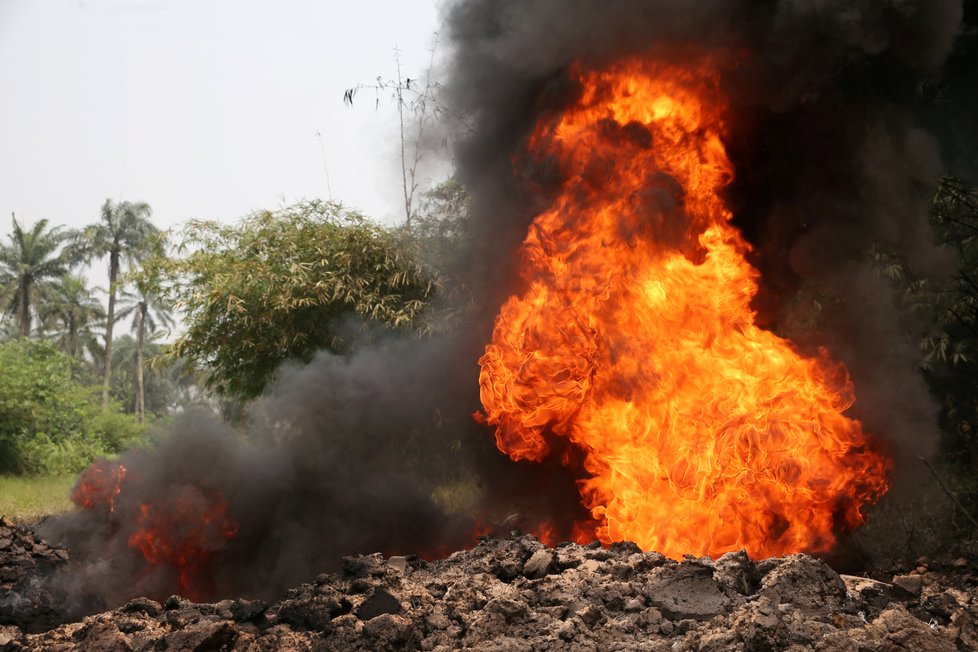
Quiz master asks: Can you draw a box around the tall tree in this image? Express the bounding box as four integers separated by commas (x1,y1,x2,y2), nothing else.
115,280,174,421
76,199,159,406
156,200,434,401
0,215,73,338
39,274,106,360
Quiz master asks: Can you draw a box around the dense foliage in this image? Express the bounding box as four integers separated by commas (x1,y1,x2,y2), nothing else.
154,200,435,400
0,340,145,474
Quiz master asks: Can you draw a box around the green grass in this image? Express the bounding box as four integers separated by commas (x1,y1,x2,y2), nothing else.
0,474,76,523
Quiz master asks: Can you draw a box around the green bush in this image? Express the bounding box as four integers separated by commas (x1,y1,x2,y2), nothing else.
154,200,435,401
0,340,146,474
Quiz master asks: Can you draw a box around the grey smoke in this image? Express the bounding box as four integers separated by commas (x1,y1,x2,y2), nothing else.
42,334,485,614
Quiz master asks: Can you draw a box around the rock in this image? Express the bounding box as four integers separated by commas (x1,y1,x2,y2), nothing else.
713,550,755,595
892,574,924,597
164,595,188,611
362,613,414,646
119,597,162,618
342,554,384,578
919,591,962,623
387,556,409,574
840,574,892,595
276,595,336,632
163,620,237,652
952,607,978,649
609,541,642,555
758,555,848,613
0,625,23,649
841,574,894,617
647,563,731,620
854,605,957,652
72,621,132,652
555,544,585,570
557,618,577,641
947,588,970,606
485,597,529,624
229,599,268,623
523,549,555,579
576,604,606,629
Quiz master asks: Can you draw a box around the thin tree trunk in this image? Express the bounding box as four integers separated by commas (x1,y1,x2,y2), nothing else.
18,277,30,338
135,302,146,422
68,316,78,359
395,51,411,227
102,250,119,407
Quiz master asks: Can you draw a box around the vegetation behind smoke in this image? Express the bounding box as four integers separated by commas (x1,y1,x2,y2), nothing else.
148,192,469,404
0,340,144,475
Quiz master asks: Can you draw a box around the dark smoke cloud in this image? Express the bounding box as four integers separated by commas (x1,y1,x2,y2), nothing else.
41,334,486,614
40,0,972,614
441,0,964,481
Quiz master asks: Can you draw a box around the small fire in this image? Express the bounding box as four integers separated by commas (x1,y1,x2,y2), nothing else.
127,485,238,601
72,459,127,512
478,57,890,559
73,457,239,600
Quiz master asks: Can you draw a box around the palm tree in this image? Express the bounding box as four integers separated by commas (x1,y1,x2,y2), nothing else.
39,274,106,360
75,199,159,406
116,280,174,421
0,215,74,338
109,330,173,419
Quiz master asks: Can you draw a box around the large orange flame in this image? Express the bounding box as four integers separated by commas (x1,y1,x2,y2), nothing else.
478,57,890,559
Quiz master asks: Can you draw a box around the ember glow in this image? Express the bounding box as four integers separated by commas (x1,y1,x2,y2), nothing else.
478,58,891,559
127,486,238,601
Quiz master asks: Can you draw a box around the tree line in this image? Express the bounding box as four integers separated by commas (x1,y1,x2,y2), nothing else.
0,184,470,474
0,200,169,418
2,175,976,489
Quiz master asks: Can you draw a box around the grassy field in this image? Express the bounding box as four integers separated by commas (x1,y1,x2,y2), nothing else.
0,474,76,523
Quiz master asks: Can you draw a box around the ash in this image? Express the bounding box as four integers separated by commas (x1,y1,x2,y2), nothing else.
3,526,977,651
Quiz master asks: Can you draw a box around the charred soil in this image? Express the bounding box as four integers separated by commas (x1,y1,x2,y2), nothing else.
3,519,978,650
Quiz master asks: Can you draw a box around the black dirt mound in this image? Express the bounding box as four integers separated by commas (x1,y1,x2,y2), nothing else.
4,528,977,651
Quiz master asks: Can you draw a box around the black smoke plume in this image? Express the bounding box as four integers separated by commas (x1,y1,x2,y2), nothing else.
39,0,972,615
441,0,966,488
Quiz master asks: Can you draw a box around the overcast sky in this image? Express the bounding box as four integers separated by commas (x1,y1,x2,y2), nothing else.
0,0,448,245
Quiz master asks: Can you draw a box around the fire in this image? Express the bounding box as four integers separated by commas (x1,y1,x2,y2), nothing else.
72,456,239,600
72,459,127,512
478,57,890,559
127,485,238,600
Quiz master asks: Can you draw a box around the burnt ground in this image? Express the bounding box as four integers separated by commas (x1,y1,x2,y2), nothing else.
2,516,978,651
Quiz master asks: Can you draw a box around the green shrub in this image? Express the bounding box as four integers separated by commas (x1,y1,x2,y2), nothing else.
153,200,435,401
0,340,145,474
85,404,147,453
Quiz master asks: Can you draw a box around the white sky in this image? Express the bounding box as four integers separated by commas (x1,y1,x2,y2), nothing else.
0,0,449,246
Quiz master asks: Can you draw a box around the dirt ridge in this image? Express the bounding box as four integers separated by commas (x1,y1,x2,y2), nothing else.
2,523,977,650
